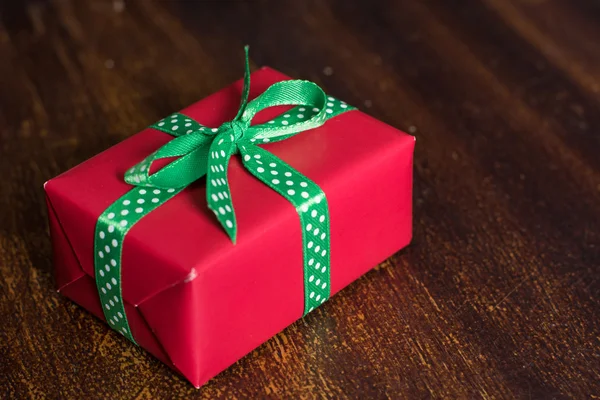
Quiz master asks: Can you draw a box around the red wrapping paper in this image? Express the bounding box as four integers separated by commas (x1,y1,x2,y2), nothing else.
45,67,415,387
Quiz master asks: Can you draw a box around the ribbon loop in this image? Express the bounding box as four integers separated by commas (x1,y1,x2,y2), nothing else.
125,132,212,189
241,81,328,143
243,80,326,121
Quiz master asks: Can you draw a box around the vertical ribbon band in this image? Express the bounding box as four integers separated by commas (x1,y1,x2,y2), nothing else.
94,48,355,343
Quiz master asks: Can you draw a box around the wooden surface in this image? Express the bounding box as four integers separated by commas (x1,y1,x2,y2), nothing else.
1,0,599,398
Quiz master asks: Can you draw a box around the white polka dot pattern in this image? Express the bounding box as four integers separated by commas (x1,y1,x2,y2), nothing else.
94,186,183,343
151,113,206,137
206,132,238,241
124,114,213,188
240,144,331,314
250,96,351,144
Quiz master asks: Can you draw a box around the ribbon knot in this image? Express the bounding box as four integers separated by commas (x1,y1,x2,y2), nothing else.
123,46,352,244
218,120,246,142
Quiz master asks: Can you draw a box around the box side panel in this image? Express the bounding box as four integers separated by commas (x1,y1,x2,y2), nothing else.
58,275,177,374
329,133,415,292
46,195,86,291
137,273,203,387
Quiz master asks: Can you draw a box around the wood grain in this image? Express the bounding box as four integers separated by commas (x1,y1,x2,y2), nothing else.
1,0,599,398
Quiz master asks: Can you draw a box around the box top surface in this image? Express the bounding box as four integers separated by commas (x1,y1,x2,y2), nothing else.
45,67,414,306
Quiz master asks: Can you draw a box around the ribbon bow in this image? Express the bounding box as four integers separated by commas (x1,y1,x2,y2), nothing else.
123,46,351,242
94,47,354,344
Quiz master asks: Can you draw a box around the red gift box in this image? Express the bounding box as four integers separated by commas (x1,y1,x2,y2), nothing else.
44,67,415,388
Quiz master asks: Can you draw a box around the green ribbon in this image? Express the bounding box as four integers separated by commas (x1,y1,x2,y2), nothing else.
93,47,355,344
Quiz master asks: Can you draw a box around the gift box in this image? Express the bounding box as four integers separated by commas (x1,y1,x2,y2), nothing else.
44,58,415,387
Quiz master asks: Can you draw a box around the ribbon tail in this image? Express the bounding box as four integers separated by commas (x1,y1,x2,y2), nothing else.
239,144,331,315
233,45,252,121
150,112,211,138
206,132,238,243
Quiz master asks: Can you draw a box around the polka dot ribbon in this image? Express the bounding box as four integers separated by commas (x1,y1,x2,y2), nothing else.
94,47,355,343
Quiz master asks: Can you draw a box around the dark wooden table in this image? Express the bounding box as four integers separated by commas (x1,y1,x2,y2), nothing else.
2,0,599,398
